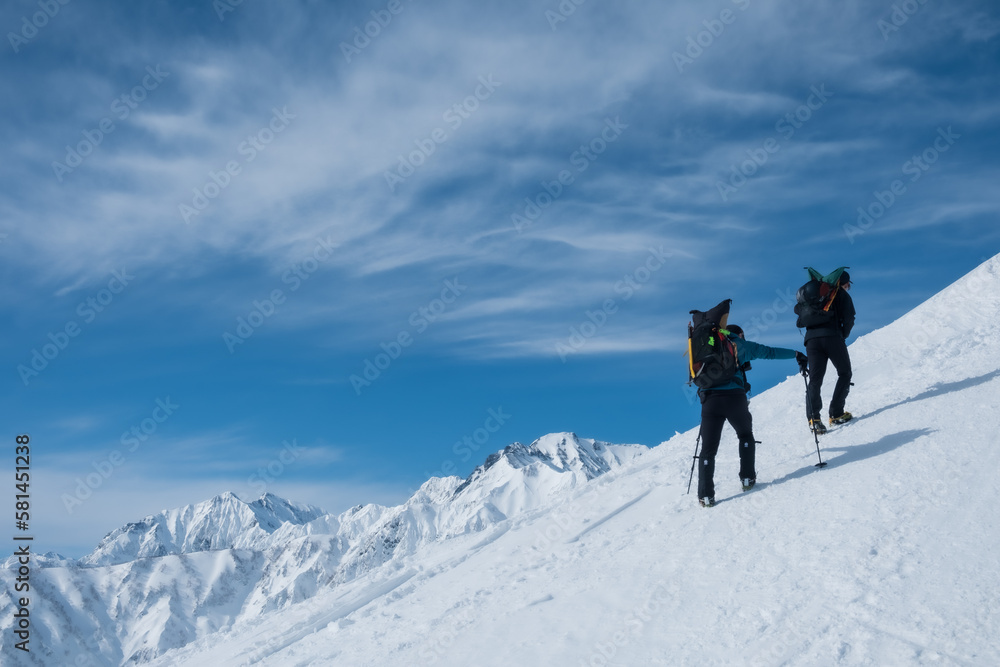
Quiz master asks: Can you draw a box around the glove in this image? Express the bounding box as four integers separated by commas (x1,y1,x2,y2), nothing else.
795,351,808,375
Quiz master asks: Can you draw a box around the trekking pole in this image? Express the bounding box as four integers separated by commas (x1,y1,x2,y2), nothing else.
686,432,702,494
801,370,827,468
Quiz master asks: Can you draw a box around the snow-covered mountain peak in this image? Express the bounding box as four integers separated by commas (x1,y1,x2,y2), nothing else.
79,491,326,567
524,431,626,477
448,432,646,521
457,431,642,486
410,475,463,504
247,492,326,532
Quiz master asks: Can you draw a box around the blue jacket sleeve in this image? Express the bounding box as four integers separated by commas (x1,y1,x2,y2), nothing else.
735,338,798,363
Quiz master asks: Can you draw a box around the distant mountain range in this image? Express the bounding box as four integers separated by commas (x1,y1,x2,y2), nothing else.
0,433,646,665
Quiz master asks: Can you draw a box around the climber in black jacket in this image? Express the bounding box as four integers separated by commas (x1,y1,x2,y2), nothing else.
804,271,856,433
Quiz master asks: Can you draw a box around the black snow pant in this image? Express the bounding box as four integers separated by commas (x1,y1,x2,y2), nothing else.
806,335,852,420
697,390,756,500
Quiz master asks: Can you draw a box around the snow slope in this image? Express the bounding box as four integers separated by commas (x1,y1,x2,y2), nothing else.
150,255,1000,666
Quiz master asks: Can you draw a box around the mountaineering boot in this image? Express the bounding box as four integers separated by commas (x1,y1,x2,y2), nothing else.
699,497,716,508
830,412,853,425
741,478,756,492
809,419,827,435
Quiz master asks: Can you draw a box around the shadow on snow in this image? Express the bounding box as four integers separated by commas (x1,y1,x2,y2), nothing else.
708,369,1000,505
768,428,935,488
857,368,1000,423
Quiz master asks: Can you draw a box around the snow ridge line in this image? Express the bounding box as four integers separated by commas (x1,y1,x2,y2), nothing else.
565,488,653,544
237,569,418,665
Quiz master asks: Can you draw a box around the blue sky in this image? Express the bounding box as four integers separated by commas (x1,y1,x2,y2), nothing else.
2,0,999,557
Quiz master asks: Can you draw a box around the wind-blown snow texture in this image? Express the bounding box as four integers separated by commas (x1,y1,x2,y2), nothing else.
5,255,1000,666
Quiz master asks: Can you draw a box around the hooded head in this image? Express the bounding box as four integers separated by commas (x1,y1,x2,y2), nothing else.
839,271,851,288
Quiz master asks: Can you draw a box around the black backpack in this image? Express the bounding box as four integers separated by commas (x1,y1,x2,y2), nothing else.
794,266,848,328
687,300,738,389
